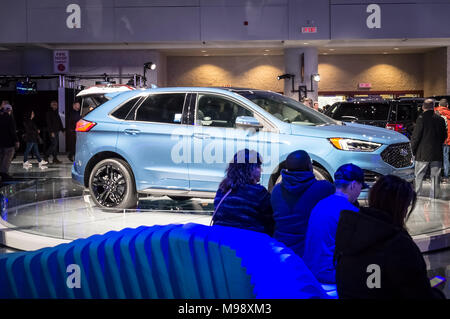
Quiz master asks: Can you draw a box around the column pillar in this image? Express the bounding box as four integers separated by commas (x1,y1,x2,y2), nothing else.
283,47,319,102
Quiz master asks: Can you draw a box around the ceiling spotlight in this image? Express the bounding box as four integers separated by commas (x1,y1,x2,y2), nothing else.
264,49,270,52
312,74,321,82
144,62,156,70
201,50,207,53
393,47,399,50
329,48,335,51
303,42,309,45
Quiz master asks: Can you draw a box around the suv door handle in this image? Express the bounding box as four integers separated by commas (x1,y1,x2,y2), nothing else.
193,133,210,139
124,128,141,135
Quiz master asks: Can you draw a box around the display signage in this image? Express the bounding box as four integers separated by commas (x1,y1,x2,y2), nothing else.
358,83,372,89
302,26,317,33
53,50,70,74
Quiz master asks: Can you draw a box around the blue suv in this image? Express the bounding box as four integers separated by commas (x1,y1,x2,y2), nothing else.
72,87,415,208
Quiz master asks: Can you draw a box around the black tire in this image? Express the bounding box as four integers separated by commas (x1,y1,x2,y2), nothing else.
88,158,138,209
313,166,333,182
168,196,193,201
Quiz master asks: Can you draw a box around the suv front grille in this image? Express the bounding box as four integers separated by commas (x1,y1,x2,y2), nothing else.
381,143,413,168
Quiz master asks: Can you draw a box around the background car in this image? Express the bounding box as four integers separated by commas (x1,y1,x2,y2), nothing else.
72,87,414,209
324,98,423,139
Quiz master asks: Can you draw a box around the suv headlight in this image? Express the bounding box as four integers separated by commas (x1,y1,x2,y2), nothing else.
329,138,382,152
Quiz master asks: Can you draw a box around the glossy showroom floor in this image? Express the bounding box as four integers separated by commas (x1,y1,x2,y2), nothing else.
0,157,449,298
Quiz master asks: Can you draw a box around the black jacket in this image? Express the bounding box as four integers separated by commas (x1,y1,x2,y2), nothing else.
68,109,81,132
271,169,335,257
45,109,64,134
410,110,447,162
213,184,274,236
23,118,40,143
335,207,445,299
0,112,18,148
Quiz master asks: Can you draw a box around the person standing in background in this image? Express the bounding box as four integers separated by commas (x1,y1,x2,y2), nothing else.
435,99,450,183
22,110,48,169
303,98,313,108
411,99,447,198
44,100,64,164
67,101,81,162
0,104,19,181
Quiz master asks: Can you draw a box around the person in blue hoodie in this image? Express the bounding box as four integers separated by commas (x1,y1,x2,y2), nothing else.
212,149,274,235
303,163,367,284
271,150,335,256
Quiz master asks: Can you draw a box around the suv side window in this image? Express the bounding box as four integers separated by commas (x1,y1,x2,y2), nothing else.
196,94,253,128
111,96,141,120
134,93,186,124
397,103,418,122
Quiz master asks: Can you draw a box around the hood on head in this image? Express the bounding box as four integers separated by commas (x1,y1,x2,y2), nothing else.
336,207,400,255
280,169,315,195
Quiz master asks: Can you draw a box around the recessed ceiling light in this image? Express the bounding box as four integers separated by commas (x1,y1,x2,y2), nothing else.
323,52,328,55
393,47,399,50
303,42,309,45
263,53,269,56
329,48,335,51
201,50,207,53
264,49,270,52
204,54,209,56
383,52,388,54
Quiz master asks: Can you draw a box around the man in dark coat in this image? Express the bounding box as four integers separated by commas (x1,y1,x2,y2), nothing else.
411,98,447,198
44,100,64,164
67,101,81,161
271,150,335,257
0,104,19,181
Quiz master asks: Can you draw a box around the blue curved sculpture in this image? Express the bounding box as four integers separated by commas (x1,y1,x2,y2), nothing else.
0,223,329,299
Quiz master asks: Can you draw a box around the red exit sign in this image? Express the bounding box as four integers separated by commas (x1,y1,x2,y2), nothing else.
359,83,372,88
302,26,317,33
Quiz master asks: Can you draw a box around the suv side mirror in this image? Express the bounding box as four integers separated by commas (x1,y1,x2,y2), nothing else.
235,116,263,129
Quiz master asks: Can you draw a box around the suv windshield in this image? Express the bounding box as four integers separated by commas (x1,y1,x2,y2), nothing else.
328,102,390,121
236,90,336,126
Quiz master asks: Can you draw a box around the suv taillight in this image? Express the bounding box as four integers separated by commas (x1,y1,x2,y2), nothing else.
76,119,96,132
386,123,404,132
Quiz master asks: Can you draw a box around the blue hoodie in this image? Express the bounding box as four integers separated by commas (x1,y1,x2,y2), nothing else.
271,169,335,257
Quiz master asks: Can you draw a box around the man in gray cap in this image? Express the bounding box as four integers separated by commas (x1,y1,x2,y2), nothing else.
0,104,19,181
271,150,335,257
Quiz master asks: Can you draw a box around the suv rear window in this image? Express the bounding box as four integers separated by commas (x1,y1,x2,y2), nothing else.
134,93,186,124
329,102,390,121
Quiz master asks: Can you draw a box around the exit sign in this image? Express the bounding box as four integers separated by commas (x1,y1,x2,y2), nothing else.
359,83,372,88
302,26,317,33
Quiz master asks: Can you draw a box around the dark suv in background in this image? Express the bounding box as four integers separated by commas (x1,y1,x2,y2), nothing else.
324,98,424,139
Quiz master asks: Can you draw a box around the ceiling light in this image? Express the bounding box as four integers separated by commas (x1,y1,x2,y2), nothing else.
329,48,335,51
264,49,270,52
393,47,399,50
303,42,309,45
201,50,207,53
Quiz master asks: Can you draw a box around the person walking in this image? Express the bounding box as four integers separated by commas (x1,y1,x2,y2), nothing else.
67,101,81,161
303,163,367,284
44,100,64,164
22,110,48,169
411,98,447,198
212,149,274,236
435,99,450,182
334,175,445,299
0,104,19,181
271,150,335,257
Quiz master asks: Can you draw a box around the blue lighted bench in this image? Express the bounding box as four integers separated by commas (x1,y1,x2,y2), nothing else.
0,223,331,299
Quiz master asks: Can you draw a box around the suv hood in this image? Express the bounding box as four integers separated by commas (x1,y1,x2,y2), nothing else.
290,121,409,145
